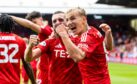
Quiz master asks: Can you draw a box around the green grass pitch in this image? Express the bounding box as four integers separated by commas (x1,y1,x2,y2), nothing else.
109,62,137,84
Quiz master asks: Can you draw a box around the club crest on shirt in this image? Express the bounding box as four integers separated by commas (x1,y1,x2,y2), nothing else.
78,43,88,51
40,41,46,46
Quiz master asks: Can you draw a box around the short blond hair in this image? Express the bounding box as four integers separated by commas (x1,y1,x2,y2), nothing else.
66,7,86,16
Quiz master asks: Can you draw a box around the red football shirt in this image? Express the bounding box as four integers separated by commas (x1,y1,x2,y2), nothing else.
38,25,52,41
37,25,52,84
0,32,26,84
37,37,82,84
74,27,111,84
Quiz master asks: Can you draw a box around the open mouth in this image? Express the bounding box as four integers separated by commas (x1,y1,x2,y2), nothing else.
71,27,76,31
69,24,76,32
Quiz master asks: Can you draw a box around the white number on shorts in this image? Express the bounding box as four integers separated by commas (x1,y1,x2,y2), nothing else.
0,44,19,63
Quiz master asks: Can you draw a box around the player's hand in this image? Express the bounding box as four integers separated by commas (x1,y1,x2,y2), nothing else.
29,35,39,46
99,23,111,33
55,24,68,37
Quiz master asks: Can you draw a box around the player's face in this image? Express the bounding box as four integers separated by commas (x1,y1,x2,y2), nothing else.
66,10,87,36
52,13,66,29
32,17,44,26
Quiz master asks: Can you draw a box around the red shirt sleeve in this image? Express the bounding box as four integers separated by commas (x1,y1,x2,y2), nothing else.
36,39,51,54
41,25,52,36
38,25,52,41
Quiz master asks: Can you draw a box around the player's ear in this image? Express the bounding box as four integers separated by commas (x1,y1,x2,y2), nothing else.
82,16,87,22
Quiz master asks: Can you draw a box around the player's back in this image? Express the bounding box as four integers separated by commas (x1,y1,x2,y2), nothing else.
0,32,26,84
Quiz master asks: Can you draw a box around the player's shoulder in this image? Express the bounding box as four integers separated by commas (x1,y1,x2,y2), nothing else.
88,26,99,34
13,34,22,39
40,37,56,45
87,26,102,38
42,25,52,29
13,34,25,43
40,25,52,34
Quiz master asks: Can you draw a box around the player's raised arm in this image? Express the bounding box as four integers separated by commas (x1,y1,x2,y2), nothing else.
11,16,41,33
24,35,42,62
99,23,114,50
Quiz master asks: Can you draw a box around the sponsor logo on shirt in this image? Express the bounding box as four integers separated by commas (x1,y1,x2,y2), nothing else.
54,44,70,58
54,49,70,58
55,43,62,48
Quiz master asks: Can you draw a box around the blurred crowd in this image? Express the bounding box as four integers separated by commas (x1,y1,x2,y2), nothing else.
109,32,137,64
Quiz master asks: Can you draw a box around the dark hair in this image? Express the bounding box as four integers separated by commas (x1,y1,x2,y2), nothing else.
25,11,42,21
0,14,14,33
